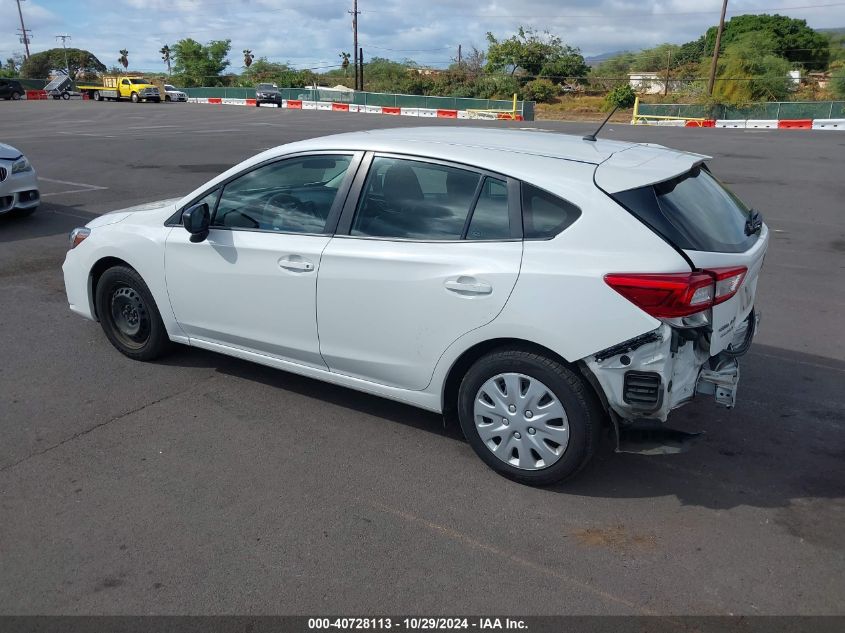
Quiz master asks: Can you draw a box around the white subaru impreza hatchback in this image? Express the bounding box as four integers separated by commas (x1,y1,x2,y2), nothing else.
63,127,767,484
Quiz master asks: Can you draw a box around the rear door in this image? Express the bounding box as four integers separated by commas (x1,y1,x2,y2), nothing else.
316,154,523,390
610,165,768,355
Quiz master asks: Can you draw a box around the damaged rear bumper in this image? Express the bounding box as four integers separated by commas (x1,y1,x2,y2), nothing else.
583,322,747,426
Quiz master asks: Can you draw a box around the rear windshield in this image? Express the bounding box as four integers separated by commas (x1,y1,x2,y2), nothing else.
611,166,758,253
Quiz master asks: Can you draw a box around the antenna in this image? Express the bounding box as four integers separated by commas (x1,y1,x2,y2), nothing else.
583,105,619,142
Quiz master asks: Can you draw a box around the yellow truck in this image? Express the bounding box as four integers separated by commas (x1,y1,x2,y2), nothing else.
76,75,162,103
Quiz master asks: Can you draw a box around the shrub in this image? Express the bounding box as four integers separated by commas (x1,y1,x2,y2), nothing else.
603,84,636,110
522,78,558,103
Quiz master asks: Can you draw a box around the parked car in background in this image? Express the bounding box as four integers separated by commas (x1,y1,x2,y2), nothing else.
0,79,25,101
61,128,767,485
0,143,39,217
255,83,282,107
163,84,187,102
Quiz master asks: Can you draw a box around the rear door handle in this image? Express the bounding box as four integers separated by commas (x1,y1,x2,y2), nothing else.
445,277,492,295
278,256,315,272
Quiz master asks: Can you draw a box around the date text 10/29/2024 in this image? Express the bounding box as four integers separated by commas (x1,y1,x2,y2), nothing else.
308,618,528,630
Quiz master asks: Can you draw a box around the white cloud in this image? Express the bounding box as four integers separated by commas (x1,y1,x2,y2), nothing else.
2,0,843,74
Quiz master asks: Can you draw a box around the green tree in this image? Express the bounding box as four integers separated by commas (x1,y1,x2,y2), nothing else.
591,52,636,89
485,26,587,80
710,33,792,103
831,61,845,98
20,48,106,79
160,45,172,74
632,43,681,72
171,38,231,86
704,14,829,71
118,49,129,70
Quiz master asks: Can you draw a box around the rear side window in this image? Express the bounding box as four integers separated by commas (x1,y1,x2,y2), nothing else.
521,183,581,239
612,166,757,253
351,157,492,240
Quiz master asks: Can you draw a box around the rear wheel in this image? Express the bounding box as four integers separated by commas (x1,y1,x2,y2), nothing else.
61,91,70,100
93,91,101,101
95,266,171,361
457,349,603,485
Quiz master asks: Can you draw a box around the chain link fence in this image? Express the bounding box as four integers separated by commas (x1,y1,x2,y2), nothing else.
182,87,533,119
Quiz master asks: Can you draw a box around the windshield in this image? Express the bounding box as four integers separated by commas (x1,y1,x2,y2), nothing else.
129,78,151,84
165,85,176,91
612,166,758,253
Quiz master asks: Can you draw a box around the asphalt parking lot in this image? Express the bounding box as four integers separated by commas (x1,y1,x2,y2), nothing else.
1,101,843,615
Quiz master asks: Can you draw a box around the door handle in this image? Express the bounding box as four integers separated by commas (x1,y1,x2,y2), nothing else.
278,256,315,272
445,277,492,295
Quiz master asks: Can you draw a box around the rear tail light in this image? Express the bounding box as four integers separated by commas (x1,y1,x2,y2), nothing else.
604,266,747,318
711,266,747,305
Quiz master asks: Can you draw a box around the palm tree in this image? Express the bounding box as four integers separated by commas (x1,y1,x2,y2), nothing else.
160,45,171,75
118,49,129,70
339,51,351,76
243,49,254,68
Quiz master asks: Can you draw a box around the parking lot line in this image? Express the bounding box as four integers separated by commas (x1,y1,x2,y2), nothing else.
39,177,109,198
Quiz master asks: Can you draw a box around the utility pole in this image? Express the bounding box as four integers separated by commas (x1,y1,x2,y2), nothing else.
349,0,360,90
16,0,31,59
56,34,71,76
457,44,462,68
359,47,364,91
707,0,729,95
664,49,671,96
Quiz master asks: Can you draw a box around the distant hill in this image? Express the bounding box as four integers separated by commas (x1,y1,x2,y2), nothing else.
585,51,629,67
817,27,845,33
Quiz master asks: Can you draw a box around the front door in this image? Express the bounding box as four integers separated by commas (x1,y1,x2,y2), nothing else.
165,153,359,368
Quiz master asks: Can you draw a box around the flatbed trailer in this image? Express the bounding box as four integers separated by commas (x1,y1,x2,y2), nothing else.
76,75,161,103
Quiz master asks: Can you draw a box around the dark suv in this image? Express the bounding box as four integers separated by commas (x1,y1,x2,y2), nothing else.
255,83,282,108
0,79,25,101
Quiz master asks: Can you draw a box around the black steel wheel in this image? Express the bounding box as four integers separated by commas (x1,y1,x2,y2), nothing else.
95,266,171,361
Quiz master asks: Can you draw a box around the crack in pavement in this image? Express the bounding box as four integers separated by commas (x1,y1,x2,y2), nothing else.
0,381,210,474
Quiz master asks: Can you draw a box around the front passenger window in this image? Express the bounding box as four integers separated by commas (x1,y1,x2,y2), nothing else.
212,155,352,233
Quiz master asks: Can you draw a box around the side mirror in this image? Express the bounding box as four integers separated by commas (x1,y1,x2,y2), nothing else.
182,203,210,243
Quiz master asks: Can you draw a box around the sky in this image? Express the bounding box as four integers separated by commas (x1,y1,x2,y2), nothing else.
3,0,845,75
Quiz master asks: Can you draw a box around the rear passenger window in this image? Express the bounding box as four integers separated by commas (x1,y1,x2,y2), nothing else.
521,183,581,239
352,157,482,240
466,178,510,240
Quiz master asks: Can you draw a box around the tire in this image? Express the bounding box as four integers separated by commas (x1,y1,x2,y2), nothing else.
11,91,21,101
61,91,70,100
457,349,603,486
255,101,261,107
130,92,139,103
93,91,101,101
95,266,171,361
165,95,171,102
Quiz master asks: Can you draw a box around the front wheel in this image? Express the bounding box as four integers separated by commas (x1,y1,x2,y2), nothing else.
61,91,70,100
95,266,171,361
130,92,139,103
11,91,22,100
457,349,603,485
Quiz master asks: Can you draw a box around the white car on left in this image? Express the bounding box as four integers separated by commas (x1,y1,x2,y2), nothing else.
0,143,39,217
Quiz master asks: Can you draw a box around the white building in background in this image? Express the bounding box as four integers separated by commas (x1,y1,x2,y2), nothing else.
628,72,683,94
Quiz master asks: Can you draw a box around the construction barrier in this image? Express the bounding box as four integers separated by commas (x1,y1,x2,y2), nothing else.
745,120,779,129
812,118,845,130
778,119,813,129
25,90,48,100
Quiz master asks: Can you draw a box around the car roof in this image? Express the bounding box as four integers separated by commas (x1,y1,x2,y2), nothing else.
295,127,637,165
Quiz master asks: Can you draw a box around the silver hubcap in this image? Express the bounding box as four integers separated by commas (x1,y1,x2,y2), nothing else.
473,373,569,470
